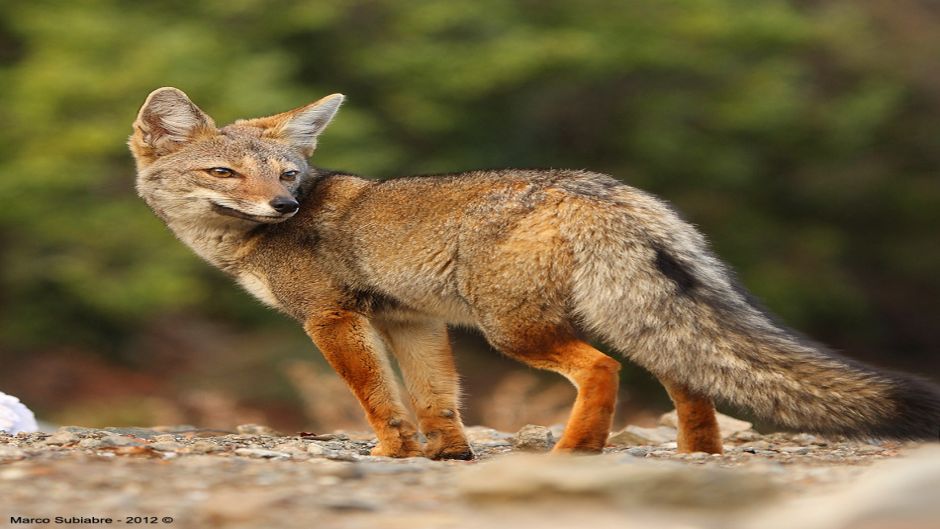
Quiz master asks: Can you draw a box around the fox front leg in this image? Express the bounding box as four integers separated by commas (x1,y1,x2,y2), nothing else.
378,321,474,460
303,310,422,458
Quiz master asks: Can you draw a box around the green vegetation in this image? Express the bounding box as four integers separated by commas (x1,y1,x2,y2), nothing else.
1,1,937,426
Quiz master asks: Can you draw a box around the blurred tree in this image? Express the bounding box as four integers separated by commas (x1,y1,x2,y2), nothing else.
0,0,937,426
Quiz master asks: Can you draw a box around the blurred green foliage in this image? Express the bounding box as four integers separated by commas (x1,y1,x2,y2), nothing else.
1,0,938,392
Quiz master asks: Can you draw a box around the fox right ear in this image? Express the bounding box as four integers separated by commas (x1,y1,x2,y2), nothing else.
130,87,216,161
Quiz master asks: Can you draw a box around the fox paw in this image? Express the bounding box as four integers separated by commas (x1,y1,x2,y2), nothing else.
426,443,475,460
370,440,423,458
423,429,475,460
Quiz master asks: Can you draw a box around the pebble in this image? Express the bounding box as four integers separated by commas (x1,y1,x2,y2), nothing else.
99,435,142,448
607,425,677,446
42,431,79,446
188,440,224,453
77,438,102,449
236,424,280,436
149,441,184,452
234,448,291,459
306,443,328,456
0,446,25,460
510,425,555,452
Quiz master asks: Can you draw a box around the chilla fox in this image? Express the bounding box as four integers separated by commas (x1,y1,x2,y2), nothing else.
129,88,940,459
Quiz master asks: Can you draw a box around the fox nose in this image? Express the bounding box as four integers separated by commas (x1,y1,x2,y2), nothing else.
270,196,299,214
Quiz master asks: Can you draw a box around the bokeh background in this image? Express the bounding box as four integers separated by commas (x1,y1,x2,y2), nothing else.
1,0,938,433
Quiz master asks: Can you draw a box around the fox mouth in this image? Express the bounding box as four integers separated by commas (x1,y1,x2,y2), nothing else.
210,202,293,223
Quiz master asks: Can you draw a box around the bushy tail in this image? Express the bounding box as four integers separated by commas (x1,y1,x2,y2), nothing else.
565,183,940,440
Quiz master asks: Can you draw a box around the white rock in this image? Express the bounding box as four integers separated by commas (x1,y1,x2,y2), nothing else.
511,424,555,452
306,442,328,456
744,446,940,529
0,392,38,434
234,448,290,459
459,453,780,509
607,426,677,446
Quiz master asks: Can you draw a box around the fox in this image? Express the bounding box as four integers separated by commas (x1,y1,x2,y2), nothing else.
129,87,940,459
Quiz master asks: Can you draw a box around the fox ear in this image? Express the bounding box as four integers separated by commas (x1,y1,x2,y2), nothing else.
131,87,216,160
243,94,344,157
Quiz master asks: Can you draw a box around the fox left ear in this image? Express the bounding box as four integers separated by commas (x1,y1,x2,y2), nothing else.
130,87,216,162
243,94,345,157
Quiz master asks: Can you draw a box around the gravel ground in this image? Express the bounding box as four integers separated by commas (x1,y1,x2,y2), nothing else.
0,422,937,529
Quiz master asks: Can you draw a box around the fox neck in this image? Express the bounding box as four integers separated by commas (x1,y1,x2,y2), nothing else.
168,215,261,271
145,193,262,272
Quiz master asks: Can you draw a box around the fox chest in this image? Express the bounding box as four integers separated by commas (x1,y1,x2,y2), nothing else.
236,272,282,310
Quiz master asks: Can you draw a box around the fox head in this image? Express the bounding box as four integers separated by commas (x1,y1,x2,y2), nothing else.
130,87,344,224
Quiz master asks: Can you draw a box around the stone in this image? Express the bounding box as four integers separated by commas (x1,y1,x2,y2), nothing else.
0,445,25,460
607,425,677,446
77,438,102,449
99,435,142,448
743,446,940,529
306,442,328,456
659,409,753,439
236,424,280,436
510,425,554,452
41,431,79,446
234,448,290,459
149,441,183,452
188,440,224,453
459,453,780,509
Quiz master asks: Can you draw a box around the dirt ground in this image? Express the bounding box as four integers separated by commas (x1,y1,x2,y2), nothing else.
1,422,938,529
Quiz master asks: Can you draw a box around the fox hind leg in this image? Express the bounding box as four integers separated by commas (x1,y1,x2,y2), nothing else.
378,321,473,460
661,378,723,454
484,326,621,453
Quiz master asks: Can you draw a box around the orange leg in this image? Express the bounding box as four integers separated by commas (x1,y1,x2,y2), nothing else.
662,379,723,454
378,321,473,460
304,310,422,458
498,336,621,453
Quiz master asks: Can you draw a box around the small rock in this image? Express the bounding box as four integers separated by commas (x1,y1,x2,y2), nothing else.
659,410,753,439
99,435,142,448
325,451,359,462
103,427,162,439
149,441,183,452
306,443,328,456
0,446,25,460
740,440,772,450
234,448,290,459
511,425,554,452
459,453,780,509
790,433,827,446
855,444,884,455
152,434,178,443
273,441,308,453
781,447,811,455
626,447,651,457
77,438,102,449
728,431,760,443
465,426,513,444
58,426,98,435
236,424,280,436
743,446,940,529
607,426,677,447
42,431,79,446
188,440,224,453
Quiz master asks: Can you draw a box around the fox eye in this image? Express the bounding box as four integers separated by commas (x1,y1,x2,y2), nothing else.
281,170,300,182
207,167,236,178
